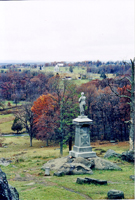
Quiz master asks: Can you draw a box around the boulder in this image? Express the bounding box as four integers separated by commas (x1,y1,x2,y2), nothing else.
85,178,107,185
9,185,19,200
41,157,68,171
129,175,135,180
58,163,93,175
76,177,88,184
121,150,134,162
72,157,94,169
88,157,122,170
76,177,107,185
53,171,65,177
107,189,124,199
0,168,19,200
0,158,12,167
42,156,122,175
104,149,121,158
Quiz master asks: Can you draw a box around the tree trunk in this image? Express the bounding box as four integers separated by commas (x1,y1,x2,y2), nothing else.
30,135,32,147
129,118,134,150
60,140,63,156
129,101,134,150
46,139,48,147
60,103,63,156
129,59,134,150
69,136,72,151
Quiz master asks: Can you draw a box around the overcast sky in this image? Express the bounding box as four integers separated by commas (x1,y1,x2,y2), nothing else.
0,0,134,62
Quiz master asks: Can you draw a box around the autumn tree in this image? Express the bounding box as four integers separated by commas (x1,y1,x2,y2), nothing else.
31,94,58,146
35,75,78,155
0,70,50,102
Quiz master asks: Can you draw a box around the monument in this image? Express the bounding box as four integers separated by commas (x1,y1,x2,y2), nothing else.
69,92,96,158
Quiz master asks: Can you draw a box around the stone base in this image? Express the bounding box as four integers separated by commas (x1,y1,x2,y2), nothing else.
73,145,92,153
69,150,96,158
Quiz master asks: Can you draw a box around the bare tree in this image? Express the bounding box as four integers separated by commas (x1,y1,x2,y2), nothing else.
15,103,35,147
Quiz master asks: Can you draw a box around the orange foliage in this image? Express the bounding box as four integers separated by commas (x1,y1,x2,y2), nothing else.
31,94,58,140
117,85,131,103
118,85,131,96
31,94,56,121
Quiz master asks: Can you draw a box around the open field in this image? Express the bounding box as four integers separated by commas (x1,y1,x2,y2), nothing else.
0,137,134,200
31,66,116,80
1,66,116,80
0,108,15,134
0,113,15,134
0,103,26,134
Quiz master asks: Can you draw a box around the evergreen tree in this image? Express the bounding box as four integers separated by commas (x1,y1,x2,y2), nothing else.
11,117,23,134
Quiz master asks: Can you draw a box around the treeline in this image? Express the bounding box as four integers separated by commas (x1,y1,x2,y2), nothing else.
0,60,131,77
87,62,131,75
0,70,53,103
0,70,131,144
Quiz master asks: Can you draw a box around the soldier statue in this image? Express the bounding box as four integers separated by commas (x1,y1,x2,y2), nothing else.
79,92,86,116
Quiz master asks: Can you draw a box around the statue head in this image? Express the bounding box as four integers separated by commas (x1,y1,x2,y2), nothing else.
81,92,84,96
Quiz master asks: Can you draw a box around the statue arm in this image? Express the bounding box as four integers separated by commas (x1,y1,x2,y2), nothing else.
79,97,82,103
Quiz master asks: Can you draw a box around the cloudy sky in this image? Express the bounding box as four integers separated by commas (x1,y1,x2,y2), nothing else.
0,0,134,62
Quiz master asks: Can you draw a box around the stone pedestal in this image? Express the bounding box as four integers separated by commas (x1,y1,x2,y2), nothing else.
69,116,96,158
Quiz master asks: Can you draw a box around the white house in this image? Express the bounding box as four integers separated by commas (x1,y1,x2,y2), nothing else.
54,64,59,72
54,63,64,72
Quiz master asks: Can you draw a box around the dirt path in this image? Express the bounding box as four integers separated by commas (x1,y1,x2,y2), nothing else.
13,172,92,200
62,186,92,200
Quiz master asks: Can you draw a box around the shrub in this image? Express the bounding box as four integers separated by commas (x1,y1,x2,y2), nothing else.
11,117,23,134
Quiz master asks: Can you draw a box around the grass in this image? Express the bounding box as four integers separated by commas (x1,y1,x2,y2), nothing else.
92,140,129,151
0,101,23,110
0,120,15,134
0,113,15,134
73,79,90,85
49,168,134,199
0,113,14,119
24,66,115,82
11,182,86,200
0,136,68,158
0,136,134,200
0,106,24,134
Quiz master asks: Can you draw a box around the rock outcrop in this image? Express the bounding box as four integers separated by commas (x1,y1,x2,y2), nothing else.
42,157,93,175
104,149,121,158
0,168,19,200
42,156,122,175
